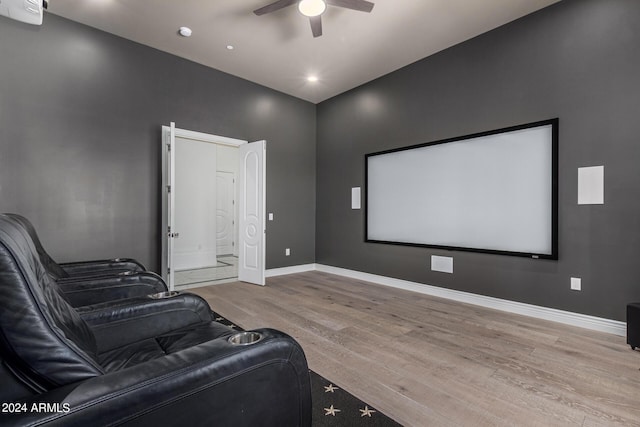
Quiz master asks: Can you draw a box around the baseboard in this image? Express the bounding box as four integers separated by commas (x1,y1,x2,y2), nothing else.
265,263,317,277
266,263,625,336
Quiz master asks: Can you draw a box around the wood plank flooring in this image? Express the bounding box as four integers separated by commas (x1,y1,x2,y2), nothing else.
192,271,640,427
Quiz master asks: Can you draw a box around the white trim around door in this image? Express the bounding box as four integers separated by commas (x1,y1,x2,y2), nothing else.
161,124,267,288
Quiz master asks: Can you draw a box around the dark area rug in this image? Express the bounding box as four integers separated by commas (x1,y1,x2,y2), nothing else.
211,311,403,426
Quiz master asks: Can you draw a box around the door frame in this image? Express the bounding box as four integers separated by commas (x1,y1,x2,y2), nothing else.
161,125,259,289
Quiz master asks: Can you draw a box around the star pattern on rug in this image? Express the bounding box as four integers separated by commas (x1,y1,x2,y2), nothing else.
360,406,376,417
324,405,341,416
324,383,339,393
312,371,402,425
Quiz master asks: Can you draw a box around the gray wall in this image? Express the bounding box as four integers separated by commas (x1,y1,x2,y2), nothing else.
316,0,640,321
0,14,316,272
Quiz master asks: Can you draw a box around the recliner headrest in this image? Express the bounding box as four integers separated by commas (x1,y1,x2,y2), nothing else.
0,215,102,390
4,213,69,280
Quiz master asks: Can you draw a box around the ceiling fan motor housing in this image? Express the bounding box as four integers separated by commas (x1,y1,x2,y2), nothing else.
254,0,374,38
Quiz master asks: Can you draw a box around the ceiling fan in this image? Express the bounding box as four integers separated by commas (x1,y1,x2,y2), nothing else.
253,0,375,38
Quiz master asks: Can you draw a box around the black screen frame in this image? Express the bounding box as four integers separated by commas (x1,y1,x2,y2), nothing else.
364,118,559,260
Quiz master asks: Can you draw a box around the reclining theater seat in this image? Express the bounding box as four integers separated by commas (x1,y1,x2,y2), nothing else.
2,214,168,307
0,216,312,426
5,213,146,279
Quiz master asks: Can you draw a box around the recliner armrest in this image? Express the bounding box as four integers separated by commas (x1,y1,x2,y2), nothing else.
77,293,214,352
57,272,168,307
0,329,312,427
59,258,146,276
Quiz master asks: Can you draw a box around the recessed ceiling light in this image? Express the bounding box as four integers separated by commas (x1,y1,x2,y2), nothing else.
226,45,234,50
178,27,192,37
307,75,319,83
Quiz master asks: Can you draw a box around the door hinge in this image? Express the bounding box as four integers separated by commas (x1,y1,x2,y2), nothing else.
167,143,171,151
167,185,171,193
167,227,178,238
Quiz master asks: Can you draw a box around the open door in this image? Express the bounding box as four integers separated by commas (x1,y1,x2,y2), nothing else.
161,123,177,290
238,140,266,286
162,125,264,288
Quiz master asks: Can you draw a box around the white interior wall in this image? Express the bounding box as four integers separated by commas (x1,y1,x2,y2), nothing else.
174,137,218,270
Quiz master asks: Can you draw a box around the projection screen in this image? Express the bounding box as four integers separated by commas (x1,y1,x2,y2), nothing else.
365,119,558,259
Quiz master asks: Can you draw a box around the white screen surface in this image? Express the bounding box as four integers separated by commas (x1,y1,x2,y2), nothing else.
366,122,556,257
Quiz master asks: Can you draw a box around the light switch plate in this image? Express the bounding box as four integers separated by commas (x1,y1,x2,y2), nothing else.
285,248,290,256
268,213,274,221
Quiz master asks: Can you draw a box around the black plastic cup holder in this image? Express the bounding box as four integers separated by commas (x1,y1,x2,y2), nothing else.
228,331,263,346
148,291,181,299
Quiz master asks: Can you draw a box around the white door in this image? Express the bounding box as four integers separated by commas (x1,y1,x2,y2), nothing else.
216,171,235,256
238,140,266,286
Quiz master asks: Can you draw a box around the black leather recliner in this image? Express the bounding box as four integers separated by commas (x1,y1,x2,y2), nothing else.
0,215,312,426
2,214,169,306
5,213,146,279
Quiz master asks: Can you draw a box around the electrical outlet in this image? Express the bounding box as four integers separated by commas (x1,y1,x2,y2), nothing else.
285,248,290,256
570,277,581,291
268,213,274,221
431,255,453,274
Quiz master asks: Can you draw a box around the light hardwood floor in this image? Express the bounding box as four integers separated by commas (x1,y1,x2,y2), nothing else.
192,272,640,427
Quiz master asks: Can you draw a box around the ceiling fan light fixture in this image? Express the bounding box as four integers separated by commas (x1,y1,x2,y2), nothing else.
298,0,326,17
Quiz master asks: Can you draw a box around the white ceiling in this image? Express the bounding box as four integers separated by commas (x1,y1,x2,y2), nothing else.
48,0,561,104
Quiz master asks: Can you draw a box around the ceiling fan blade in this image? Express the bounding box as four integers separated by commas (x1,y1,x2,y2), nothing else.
310,15,322,38
326,0,374,13
253,0,298,16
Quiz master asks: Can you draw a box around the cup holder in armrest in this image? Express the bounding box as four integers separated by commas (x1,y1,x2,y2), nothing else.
148,291,181,299
228,331,263,346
